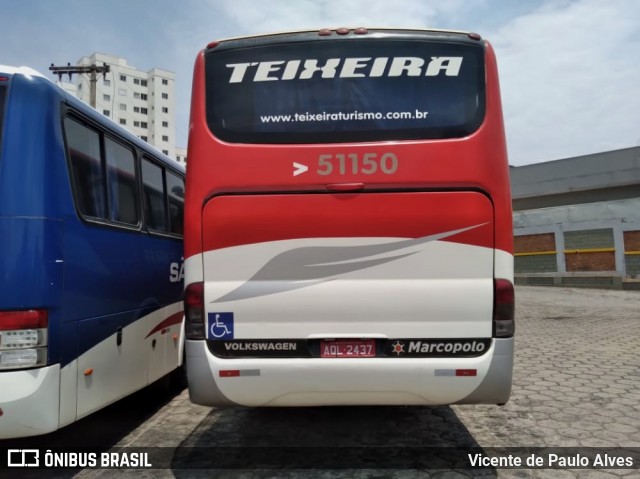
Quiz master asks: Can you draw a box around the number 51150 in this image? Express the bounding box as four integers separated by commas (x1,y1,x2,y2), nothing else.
317,152,398,176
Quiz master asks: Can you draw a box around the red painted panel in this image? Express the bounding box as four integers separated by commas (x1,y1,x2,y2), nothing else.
202,191,493,252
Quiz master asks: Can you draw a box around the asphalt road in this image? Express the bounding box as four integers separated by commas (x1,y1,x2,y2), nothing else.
2,286,639,478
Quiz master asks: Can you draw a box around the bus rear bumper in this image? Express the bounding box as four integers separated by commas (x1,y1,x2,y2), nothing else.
0,364,60,439
186,338,513,407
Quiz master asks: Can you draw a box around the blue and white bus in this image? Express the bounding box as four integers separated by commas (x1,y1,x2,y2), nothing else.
0,65,185,439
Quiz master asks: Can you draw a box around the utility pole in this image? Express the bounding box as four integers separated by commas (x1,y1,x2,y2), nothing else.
49,62,111,108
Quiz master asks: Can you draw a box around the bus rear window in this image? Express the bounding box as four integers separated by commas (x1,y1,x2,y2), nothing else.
205,39,485,144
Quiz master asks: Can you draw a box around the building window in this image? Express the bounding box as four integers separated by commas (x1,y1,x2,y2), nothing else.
103,94,110,101
141,93,148,101
118,88,126,96
141,108,148,115
141,136,148,141
162,121,169,127
119,103,126,111
162,79,168,85
141,122,148,128
141,80,148,87
162,107,169,113
134,78,140,85
162,150,169,155
161,93,168,99
162,135,169,142
103,110,110,117
133,106,140,113
119,119,126,125
134,92,140,99
103,78,111,86
120,75,126,82
134,121,140,127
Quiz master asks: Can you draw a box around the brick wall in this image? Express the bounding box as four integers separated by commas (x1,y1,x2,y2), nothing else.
515,228,640,277
565,251,616,272
623,231,640,251
514,233,557,273
563,228,615,272
514,233,555,253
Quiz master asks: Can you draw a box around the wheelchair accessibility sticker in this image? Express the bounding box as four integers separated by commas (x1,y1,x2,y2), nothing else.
208,312,234,340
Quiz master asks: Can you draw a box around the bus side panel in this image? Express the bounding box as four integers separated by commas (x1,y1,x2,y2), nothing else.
0,218,64,307
76,310,149,419
59,321,78,429
63,228,183,418
75,302,183,419
60,219,183,337
0,366,61,438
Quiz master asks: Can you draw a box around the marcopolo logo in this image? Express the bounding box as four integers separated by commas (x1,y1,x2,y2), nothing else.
388,339,489,357
225,56,464,83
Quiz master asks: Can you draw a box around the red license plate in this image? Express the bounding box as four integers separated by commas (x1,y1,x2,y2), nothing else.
320,339,376,358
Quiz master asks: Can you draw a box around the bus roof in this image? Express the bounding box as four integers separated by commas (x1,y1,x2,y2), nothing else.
206,27,481,49
1,63,184,174
0,65,46,78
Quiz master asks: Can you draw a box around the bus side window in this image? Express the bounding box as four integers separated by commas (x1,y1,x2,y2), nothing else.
64,118,107,219
104,137,138,225
166,171,184,235
141,158,167,232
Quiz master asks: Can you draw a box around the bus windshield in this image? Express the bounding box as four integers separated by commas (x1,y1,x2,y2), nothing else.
205,39,485,144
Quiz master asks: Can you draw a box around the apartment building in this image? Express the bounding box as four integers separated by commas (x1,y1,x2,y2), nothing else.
73,53,178,159
175,146,187,166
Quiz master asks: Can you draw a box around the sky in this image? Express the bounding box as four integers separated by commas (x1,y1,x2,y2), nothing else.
2,0,639,166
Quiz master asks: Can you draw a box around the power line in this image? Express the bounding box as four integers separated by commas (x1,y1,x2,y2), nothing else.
49,62,110,108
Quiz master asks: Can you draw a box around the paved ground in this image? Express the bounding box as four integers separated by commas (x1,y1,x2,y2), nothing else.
3,286,639,478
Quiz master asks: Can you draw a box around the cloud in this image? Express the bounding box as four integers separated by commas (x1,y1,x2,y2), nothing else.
2,0,638,164
211,0,470,35
185,0,640,164
491,0,640,164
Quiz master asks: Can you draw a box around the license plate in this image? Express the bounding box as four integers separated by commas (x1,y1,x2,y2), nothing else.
320,339,376,358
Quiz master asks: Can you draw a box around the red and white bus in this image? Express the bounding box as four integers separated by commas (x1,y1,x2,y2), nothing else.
184,28,514,407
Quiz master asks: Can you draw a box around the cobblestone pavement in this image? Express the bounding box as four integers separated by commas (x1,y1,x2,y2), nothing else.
3,286,639,478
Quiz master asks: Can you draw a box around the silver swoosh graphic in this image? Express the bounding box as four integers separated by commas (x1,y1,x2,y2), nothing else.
212,223,487,303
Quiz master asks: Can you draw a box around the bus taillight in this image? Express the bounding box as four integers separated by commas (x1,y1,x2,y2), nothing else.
493,279,515,338
0,310,48,370
185,282,205,340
